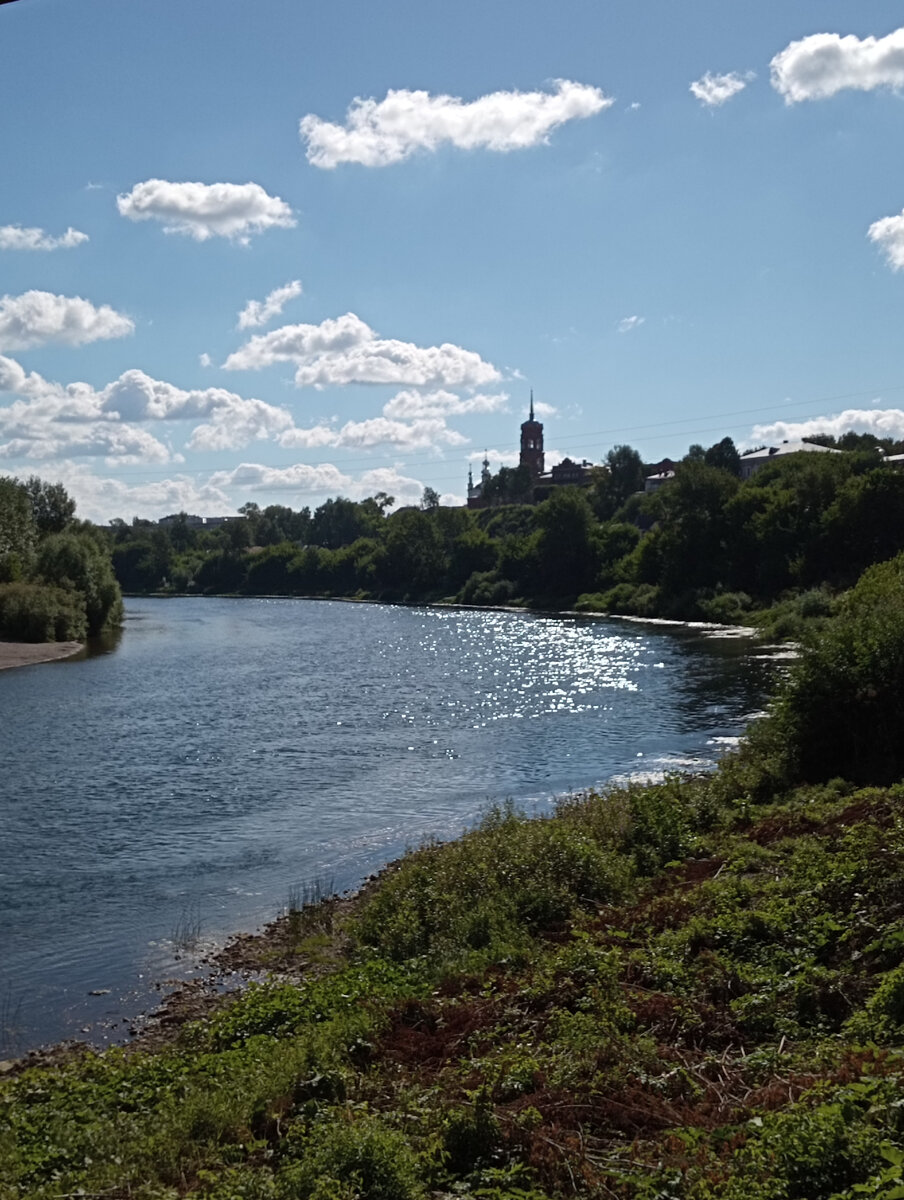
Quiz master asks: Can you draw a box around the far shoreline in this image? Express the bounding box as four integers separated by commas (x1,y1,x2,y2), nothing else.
0,640,83,672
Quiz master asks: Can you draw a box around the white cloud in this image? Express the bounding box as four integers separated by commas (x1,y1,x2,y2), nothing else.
116,179,295,242
225,312,501,389
278,387,505,456
208,460,424,505
750,408,904,444
280,415,466,452
381,387,508,419
237,280,302,329
300,79,612,168
45,462,233,524
199,352,212,368
617,314,645,333
0,290,134,350
534,401,557,417
868,210,904,269
689,71,752,107
0,358,293,462
0,225,88,251
208,460,354,494
771,27,904,103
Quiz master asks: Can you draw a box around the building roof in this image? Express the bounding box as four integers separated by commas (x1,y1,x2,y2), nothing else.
740,440,840,465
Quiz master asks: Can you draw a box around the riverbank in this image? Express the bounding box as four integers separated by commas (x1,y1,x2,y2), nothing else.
0,639,82,671
3,760,904,1199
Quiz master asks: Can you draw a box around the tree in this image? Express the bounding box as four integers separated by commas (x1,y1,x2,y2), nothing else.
704,437,741,477
534,487,597,596
420,486,440,511
606,445,645,508
35,531,123,635
23,476,76,534
0,476,36,581
765,552,904,785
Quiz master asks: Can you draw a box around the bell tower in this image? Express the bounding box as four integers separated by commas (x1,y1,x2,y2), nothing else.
519,390,544,476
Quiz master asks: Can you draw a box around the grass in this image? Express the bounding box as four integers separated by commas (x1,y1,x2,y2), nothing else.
2,764,904,1199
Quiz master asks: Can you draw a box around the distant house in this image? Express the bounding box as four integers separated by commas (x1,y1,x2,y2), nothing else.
738,440,841,481
158,513,205,528
203,515,245,527
644,459,676,493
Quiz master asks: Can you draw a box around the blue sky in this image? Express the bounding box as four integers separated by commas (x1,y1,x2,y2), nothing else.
3,0,904,520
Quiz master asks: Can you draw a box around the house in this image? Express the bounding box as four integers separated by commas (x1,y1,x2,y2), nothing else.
738,439,841,480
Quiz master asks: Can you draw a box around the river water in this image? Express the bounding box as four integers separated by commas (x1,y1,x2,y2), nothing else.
0,597,776,1053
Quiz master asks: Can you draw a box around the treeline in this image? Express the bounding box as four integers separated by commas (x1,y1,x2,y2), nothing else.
0,476,122,643
110,432,904,638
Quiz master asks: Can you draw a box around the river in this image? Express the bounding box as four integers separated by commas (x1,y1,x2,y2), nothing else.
0,597,776,1053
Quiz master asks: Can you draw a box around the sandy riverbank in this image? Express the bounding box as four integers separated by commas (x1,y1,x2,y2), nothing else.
0,641,83,671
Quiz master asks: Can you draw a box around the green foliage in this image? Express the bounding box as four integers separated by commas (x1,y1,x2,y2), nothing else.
34,530,123,635
283,1113,425,1200
21,476,76,536
0,476,36,581
0,581,87,641
766,553,904,785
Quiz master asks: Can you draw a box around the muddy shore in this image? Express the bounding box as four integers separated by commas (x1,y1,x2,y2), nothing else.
0,641,83,671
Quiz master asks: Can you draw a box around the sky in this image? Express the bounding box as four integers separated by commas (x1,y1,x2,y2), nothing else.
3,1,904,522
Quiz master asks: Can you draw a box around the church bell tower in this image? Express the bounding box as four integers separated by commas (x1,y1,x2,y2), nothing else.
519,390,545,476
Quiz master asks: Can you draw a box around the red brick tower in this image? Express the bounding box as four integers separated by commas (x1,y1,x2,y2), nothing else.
519,391,545,476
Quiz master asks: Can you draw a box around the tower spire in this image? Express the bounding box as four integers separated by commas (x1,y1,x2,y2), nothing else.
529,389,534,422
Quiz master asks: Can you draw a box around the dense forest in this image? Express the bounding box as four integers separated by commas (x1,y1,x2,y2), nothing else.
0,475,122,642
109,432,904,642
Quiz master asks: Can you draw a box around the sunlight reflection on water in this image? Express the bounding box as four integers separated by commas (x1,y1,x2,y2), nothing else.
0,598,777,1051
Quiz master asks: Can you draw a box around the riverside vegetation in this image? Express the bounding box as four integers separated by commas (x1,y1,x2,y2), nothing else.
0,476,122,643
3,553,904,1197
108,434,904,644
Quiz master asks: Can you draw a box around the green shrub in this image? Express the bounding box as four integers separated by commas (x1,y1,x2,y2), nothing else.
767,553,904,785
0,581,87,641
34,531,123,634
281,1114,424,1200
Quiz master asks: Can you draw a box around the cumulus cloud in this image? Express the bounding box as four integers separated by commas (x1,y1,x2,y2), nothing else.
237,280,302,329
300,79,612,168
225,311,501,389
689,71,752,106
43,463,233,524
199,352,212,367
868,210,904,269
617,314,645,333
208,460,424,505
0,225,88,251
0,357,293,462
116,179,295,242
0,290,134,350
280,415,466,452
208,460,354,494
277,388,505,456
381,388,508,419
771,27,904,103
750,408,904,444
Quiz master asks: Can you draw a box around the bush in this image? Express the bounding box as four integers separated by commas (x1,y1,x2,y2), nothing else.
757,553,904,785
0,581,87,641
282,1114,424,1200
34,531,123,635
458,570,516,606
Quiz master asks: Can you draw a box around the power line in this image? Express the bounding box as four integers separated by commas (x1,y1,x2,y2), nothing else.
64,380,904,486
